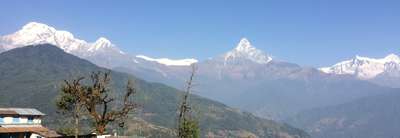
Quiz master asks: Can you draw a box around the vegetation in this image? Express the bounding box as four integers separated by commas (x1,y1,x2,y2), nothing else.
177,64,200,138
57,71,136,135
56,77,85,138
0,44,310,138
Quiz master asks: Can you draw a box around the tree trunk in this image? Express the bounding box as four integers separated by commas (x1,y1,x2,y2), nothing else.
74,106,80,138
97,124,106,135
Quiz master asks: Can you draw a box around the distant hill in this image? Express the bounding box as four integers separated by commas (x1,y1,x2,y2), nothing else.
287,91,400,138
0,44,309,138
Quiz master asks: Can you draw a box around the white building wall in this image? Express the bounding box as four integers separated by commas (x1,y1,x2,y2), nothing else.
1,116,41,125
20,117,28,123
33,118,41,124
3,117,13,124
30,133,44,138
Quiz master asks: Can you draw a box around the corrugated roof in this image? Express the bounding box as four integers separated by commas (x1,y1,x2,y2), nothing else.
0,108,45,116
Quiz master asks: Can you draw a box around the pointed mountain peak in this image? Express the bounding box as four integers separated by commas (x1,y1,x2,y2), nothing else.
235,38,253,51
88,37,115,52
88,37,125,55
223,38,272,64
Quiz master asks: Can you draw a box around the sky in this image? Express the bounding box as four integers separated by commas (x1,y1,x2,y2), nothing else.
0,0,399,67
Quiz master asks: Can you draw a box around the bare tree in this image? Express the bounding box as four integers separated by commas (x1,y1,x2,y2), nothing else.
57,71,137,135
83,71,137,134
178,64,200,138
57,77,85,138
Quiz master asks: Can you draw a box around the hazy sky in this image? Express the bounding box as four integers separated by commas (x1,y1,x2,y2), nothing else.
1,0,399,67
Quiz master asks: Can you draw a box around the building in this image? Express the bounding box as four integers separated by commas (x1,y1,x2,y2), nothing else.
0,108,61,138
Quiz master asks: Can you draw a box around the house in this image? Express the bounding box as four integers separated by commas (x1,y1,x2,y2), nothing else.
0,108,61,138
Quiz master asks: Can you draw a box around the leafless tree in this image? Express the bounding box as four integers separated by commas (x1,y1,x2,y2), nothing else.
84,71,137,134
177,64,200,138
57,71,137,135
57,77,85,138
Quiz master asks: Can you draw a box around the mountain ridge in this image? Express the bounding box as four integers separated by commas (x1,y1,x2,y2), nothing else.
320,54,400,79
319,54,400,87
0,44,309,138
0,22,198,68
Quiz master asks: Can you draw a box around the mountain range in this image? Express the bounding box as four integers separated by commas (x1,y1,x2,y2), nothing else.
2,22,400,137
0,44,308,138
320,54,400,87
4,22,400,88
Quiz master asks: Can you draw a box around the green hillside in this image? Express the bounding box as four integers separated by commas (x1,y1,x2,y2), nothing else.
0,44,309,138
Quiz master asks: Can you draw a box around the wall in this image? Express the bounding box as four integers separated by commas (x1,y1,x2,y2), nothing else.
30,133,44,138
0,116,41,125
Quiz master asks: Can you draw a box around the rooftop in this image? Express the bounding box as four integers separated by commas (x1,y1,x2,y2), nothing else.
0,126,61,137
0,108,45,116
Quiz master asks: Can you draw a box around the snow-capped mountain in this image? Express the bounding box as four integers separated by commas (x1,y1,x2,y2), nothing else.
87,37,124,55
320,54,400,79
136,55,197,66
0,22,123,56
0,22,197,68
2,22,397,121
222,38,272,65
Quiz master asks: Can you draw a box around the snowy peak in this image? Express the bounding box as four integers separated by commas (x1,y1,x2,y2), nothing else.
235,38,253,52
1,22,87,53
95,37,112,46
88,37,115,52
20,22,56,35
223,38,272,64
87,37,124,55
136,55,198,66
320,54,400,79
0,22,124,56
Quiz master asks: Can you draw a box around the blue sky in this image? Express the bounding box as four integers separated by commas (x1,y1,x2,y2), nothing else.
0,0,399,67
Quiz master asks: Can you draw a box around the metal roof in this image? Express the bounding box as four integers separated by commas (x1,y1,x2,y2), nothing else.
0,108,45,116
